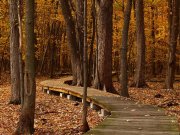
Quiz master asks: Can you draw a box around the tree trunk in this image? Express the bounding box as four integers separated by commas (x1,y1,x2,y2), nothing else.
88,0,96,85
76,0,84,85
18,0,24,106
165,0,179,89
0,45,7,80
131,0,147,88
151,0,156,77
9,0,21,105
94,0,100,89
82,0,90,132
50,42,55,78
93,0,117,94
120,0,132,97
15,0,36,134
40,40,49,74
60,0,82,85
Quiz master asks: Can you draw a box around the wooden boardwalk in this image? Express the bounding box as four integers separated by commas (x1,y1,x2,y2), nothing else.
40,77,179,135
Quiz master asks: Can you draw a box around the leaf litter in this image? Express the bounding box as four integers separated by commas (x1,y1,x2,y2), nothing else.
0,73,179,134
0,76,103,135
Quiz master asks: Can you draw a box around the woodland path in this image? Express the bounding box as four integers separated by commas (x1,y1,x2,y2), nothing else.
40,77,179,135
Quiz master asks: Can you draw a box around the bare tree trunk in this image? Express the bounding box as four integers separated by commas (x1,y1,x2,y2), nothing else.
120,0,132,97
0,45,6,79
76,0,84,85
15,0,36,133
50,42,55,78
165,0,179,89
18,0,24,106
94,0,100,89
82,0,90,132
88,0,96,85
151,0,156,77
60,0,81,85
93,0,117,94
131,0,147,88
9,0,21,105
40,41,49,74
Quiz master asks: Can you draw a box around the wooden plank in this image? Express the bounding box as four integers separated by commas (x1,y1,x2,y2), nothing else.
95,119,179,131
86,129,179,135
40,77,180,135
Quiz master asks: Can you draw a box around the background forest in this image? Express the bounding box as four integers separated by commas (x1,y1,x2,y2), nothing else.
0,0,179,134
0,0,179,80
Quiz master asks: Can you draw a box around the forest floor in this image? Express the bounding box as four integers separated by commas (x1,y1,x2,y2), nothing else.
0,73,179,134
0,74,103,135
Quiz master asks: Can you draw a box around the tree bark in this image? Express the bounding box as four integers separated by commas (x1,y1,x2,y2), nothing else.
165,0,179,89
60,0,82,85
50,42,55,78
18,0,24,106
15,0,36,133
82,0,90,132
120,0,132,97
93,0,117,94
76,0,84,84
151,0,156,77
9,0,21,105
131,0,147,88
88,0,96,85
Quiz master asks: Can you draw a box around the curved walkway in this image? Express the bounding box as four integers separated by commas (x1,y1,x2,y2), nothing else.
40,77,179,135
